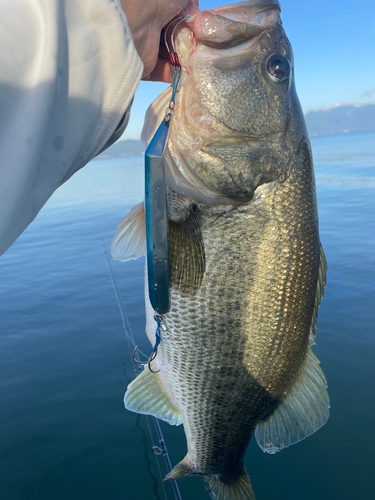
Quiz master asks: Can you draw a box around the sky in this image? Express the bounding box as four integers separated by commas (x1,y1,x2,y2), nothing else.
121,0,375,140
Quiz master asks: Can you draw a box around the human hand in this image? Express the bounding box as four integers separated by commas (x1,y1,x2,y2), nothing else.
121,0,199,83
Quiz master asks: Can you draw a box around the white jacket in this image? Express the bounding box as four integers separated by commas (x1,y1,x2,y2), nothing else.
0,0,143,256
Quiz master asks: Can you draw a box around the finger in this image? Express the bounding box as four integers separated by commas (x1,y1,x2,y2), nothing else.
142,59,174,83
181,0,200,17
158,44,170,62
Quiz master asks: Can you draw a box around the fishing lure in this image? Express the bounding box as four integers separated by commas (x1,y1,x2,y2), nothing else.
145,17,185,315
134,17,186,371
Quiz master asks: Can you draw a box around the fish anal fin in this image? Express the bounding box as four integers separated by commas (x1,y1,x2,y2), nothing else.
124,365,182,426
111,202,146,262
165,457,193,481
255,346,330,454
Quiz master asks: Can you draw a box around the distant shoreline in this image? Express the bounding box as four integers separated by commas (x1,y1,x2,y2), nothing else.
309,128,375,138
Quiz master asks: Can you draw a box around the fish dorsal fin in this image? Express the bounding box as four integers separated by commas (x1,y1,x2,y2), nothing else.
255,345,330,454
141,86,173,149
111,202,146,261
124,365,182,426
169,206,205,296
311,244,328,342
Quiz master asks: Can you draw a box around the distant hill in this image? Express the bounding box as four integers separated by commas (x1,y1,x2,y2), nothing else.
97,139,144,158
305,103,375,137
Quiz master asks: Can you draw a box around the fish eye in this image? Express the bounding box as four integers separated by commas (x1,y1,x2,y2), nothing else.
267,55,291,83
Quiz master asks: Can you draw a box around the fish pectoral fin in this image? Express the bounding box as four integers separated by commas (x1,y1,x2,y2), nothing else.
169,209,205,296
111,202,146,261
255,345,330,454
124,365,182,426
311,244,328,341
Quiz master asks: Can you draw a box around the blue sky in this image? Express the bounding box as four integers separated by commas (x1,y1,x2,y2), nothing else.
122,0,375,140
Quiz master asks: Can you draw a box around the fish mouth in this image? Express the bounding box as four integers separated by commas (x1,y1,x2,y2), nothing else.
183,1,281,50
172,2,282,143
175,1,281,65
164,1,287,204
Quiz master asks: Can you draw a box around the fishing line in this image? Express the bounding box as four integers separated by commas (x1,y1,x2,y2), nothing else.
170,67,182,105
143,394,170,500
134,412,163,500
152,417,183,500
102,241,182,500
101,240,147,363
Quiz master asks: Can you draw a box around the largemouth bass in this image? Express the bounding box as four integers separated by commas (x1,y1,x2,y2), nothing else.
112,1,329,499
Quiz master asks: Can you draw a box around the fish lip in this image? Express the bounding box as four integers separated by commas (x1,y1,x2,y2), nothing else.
178,1,281,59
182,1,281,50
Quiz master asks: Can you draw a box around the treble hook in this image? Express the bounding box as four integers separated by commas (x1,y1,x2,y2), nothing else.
132,345,161,374
132,314,164,374
132,345,149,365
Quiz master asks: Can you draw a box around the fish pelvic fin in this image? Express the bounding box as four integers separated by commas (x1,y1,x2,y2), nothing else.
111,202,146,261
203,469,256,500
124,365,182,426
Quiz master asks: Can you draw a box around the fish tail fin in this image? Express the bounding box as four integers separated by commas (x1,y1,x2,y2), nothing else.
203,469,256,500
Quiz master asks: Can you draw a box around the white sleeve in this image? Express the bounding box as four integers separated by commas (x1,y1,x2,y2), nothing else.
0,0,143,256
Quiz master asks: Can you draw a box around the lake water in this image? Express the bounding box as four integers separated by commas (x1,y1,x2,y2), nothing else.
0,131,374,500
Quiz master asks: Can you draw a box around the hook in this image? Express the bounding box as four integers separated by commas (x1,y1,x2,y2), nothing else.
132,345,161,374
164,16,182,66
132,345,149,365
132,315,164,374
163,16,187,67
171,18,187,68
148,357,161,374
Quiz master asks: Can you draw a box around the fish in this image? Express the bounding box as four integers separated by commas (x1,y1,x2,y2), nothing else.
111,1,329,499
